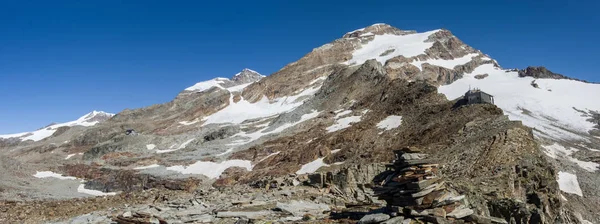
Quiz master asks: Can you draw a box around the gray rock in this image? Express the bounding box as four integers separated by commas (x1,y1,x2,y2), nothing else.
358,213,391,224
234,218,250,224
216,211,273,219
67,213,112,224
276,200,330,217
446,206,474,219
382,216,405,224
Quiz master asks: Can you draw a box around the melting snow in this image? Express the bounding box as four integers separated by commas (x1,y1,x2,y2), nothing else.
77,184,117,196
166,160,252,179
326,115,363,133
203,85,320,125
334,110,352,119
269,110,320,133
133,164,160,170
376,115,403,130
543,143,599,172
438,63,600,141
229,110,320,146
345,30,440,66
331,149,342,154
65,154,76,160
226,82,253,93
179,120,200,126
216,148,234,156
411,53,479,70
557,171,583,196
146,144,156,150
258,151,281,163
33,171,77,180
296,158,329,175
156,138,195,154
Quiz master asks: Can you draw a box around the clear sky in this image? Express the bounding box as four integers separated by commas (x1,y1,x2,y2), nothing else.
1,0,598,134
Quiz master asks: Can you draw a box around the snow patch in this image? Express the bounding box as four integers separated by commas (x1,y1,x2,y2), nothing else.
156,138,195,154
179,120,200,126
269,110,320,134
345,30,440,66
33,171,77,180
376,115,403,130
557,171,583,196
258,151,281,163
331,149,342,154
543,143,599,172
65,154,77,160
296,158,329,175
202,85,320,126
334,110,352,119
216,148,234,156
166,160,252,179
133,164,160,170
229,110,320,146
146,144,156,150
326,115,363,133
77,184,117,196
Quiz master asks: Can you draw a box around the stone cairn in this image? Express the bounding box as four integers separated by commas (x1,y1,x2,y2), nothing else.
374,147,477,223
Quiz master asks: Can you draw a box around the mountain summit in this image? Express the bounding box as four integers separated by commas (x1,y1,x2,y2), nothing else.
231,68,264,83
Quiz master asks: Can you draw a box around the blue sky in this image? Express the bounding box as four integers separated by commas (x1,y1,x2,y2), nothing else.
0,0,598,133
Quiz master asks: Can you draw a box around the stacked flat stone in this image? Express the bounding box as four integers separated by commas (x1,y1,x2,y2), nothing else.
374,147,477,222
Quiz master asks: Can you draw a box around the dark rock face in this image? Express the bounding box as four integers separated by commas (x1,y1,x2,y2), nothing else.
518,66,588,83
64,164,200,193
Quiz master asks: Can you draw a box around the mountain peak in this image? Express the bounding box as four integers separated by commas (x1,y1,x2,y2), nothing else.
79,110,114,122
231,68,264,83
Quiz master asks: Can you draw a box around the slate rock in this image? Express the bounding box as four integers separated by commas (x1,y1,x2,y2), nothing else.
382,216,405,224
358,213,391,224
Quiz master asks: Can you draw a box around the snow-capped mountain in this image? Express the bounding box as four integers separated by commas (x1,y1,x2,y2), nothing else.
2,23,599,223
0,111,114,142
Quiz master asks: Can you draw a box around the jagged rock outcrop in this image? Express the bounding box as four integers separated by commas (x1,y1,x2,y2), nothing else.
518,66,574,80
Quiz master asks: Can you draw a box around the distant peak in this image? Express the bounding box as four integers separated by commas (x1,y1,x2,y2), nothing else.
240,68,260,74
232,68,265,83
80,111,114,120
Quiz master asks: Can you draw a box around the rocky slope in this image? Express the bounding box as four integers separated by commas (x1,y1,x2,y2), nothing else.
1,23,599,223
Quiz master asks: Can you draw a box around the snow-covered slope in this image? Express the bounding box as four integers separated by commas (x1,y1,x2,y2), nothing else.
0,111,114,142
338,24,600,141
185,68,264,92
438,64,600,141
344,30,439,65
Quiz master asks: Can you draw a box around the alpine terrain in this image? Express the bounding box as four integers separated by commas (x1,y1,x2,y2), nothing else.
1,23,599,224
